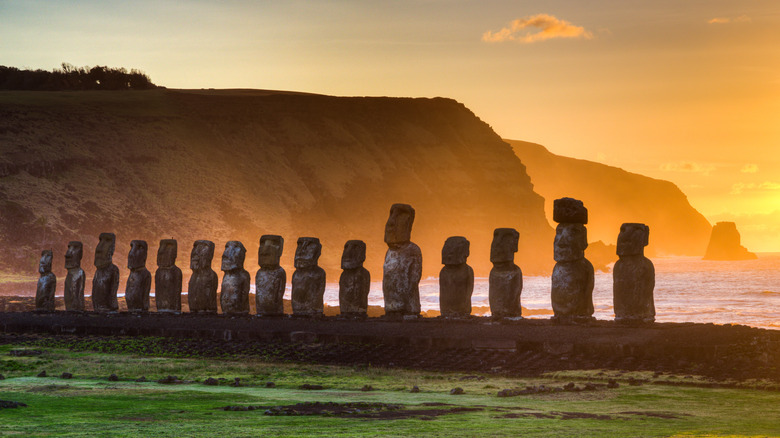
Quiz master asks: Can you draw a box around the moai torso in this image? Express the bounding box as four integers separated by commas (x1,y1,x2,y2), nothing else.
488,228,523,318
613,223,656,323
338,240,371,316
255,235,286,316
64,241,85,311
291,237,326,316
92,233,120,312
551,198,594,323
220,241,250,315
382,204,422,316
35,250,56,311
188,240,218,313
155,239,182,313
125,240,151,312
439,236,474,318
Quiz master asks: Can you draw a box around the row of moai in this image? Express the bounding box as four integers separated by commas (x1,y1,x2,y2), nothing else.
34,200,655,324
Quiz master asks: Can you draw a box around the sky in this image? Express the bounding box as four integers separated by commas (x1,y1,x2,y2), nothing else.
1,0,779,250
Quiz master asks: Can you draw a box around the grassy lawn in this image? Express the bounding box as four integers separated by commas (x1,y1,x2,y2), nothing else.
0,342,778,437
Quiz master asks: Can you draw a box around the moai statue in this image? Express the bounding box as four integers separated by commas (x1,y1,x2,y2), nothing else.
255,235,286,317
338,240,370,317
188,240,218,313
220,241,250,315
488,228,523,318
551,198,594,323
64,241,85,311
155,239,182,313
613,223,655,324
291,237,326,317
382,204,422,317
439,236,474,318
35,250,56,311
125,240,151,312
92,232,120,312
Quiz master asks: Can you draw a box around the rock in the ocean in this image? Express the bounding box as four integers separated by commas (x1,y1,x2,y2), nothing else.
703,222,757,261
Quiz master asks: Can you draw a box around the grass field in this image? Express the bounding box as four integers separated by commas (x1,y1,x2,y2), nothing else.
1,340,779,437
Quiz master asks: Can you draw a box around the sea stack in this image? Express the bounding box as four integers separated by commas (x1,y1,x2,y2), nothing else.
613,223,655,324
92,233,120,313
382,203,422,318
551,198,594,323
35,250,56,311
703,222,757,261
439,236,474,318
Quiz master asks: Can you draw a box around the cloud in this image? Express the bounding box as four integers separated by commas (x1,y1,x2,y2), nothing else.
741,164,759,173
482,14,593,44
730,181,780,195
659,161,716,175
708,15,751,24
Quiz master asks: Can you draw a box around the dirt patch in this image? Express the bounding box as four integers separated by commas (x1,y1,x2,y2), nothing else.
619,411,690,419
26,384,71,393
0,400,28,409
499,411,614,420
221,401,483,420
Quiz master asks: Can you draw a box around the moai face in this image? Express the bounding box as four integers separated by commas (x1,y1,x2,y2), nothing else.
65,241,83,269
94,233,116,269
258,235,284,268
442,236,469,265
190,240,215,270
157,239,177,268
341,240,366,270
617,223,649,256
39,250,53,275
490,228,519,264
294,237,321,269
554,223,588,262
384,203,415,247
221,241,246,271
127,240,148,270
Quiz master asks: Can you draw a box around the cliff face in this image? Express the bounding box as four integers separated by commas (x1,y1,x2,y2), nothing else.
0,89,552,288
703,222,757,261
508,140,712,256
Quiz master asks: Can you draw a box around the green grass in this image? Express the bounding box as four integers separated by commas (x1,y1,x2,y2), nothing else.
0,342,778,437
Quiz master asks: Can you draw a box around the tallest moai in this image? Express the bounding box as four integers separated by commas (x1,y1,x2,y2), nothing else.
551,198,594,323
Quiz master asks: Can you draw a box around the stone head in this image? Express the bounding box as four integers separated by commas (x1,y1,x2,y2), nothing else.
617,223,649,256
190,240,215,270
94,232,116,269
341,240,366,270
65,241,83,269
384,203,415,247
294,237,322,269
258,235,284,268
442,236,469,265
553,197,588,225
490,228,519,264
554,223,588,262
127,240,148,270
39,250,53,274
221,240,246,271
157,239,177,268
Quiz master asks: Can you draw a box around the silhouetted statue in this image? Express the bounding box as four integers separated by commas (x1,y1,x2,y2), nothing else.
551,198,594,323
382,204,422,317
339,240,370,317
255,235,286,317
155,239,182,313
220,241,250,315
64,241,85,311
124,240,151,312
613,223,655,323
488,228,523,318
291,237,326,317
188,240,218,313
439,237,474,318
92,233,120,312
35,250,56,311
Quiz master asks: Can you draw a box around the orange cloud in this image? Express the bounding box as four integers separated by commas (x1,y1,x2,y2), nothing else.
659,161,716,175
730,181,780,195
708,15,751,24
741,164,759,173
482,14,593,44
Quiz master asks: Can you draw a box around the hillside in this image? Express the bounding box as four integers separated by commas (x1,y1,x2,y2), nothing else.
0,89,552,291
508,140,712,256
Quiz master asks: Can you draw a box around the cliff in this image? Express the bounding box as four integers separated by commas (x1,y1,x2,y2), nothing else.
508,140,712,256
703,222,757,261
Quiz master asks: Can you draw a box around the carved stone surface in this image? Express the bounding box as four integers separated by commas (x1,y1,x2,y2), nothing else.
220,241,250,315
291,237,326,316
382,204,422,316
439,237,473,318
64,241,85,311
92,233,119,313
255,235,286,316
124,240,152,312
155,239,182,313
188,240,218,313
613,223,655,323
35,250,56,311
339,240,370,316
488,228,522,318
551,222,594,322
553,197,588,225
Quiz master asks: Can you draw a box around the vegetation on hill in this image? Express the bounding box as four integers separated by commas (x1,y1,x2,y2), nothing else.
0,63,157,91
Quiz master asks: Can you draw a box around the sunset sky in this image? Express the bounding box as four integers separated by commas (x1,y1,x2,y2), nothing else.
2,0,779,250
